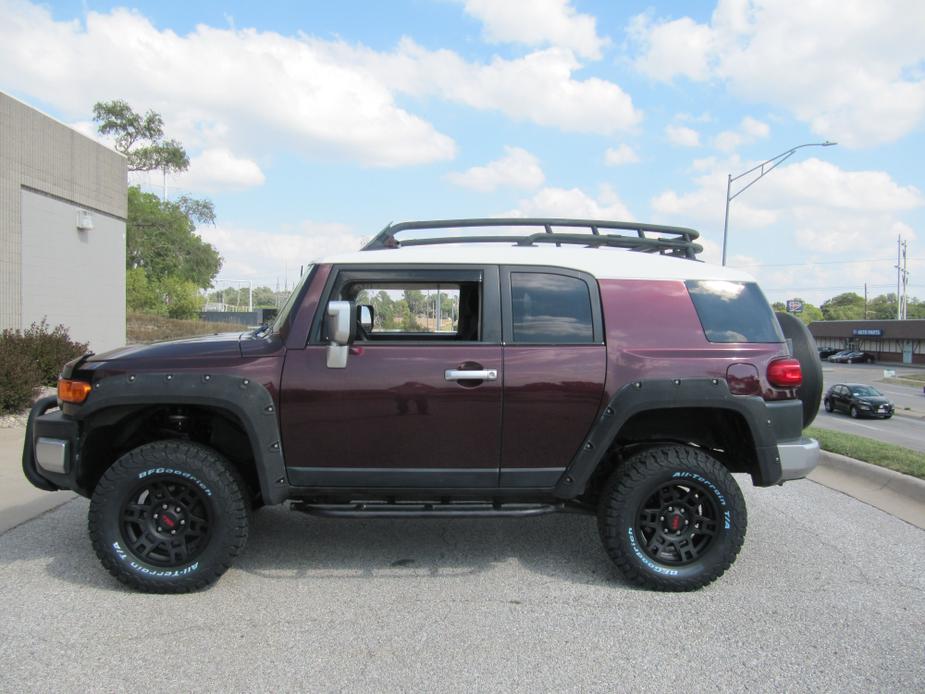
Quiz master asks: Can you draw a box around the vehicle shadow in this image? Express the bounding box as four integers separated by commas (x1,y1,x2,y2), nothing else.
0,499,636,592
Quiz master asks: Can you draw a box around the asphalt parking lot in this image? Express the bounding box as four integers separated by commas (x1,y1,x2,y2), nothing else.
1,477,923,692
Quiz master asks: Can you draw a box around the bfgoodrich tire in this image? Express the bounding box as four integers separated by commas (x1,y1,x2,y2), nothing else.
89,441,249,593
598,445,747,591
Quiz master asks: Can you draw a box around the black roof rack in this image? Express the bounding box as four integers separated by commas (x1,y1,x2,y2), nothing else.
362,218,702,260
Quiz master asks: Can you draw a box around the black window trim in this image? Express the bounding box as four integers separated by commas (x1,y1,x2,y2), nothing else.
500,265,603,345
308,264,502,345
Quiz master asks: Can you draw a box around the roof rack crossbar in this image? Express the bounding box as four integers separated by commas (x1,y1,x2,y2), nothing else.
362,218,702,259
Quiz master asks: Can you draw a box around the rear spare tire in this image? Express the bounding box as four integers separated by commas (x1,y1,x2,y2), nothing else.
775,312,823,427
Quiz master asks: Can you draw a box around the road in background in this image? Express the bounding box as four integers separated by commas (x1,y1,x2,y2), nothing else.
813,362,925,452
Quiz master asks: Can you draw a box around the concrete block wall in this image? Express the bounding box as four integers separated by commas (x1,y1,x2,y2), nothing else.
0,91,127,351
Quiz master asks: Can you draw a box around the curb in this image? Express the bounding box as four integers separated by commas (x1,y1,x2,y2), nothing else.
809,451,925,529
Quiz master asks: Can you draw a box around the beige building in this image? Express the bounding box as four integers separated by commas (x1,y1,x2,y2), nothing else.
1,92,127,352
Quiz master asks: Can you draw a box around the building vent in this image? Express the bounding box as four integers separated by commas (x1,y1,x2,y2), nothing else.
76,209,94,231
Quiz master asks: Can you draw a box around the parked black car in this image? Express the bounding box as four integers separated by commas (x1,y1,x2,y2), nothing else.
818,348,841,359
828,351,875,364
823,383,894,419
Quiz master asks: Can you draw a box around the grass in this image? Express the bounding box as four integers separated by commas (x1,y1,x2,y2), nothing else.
127,312,246,344
806,426,925,480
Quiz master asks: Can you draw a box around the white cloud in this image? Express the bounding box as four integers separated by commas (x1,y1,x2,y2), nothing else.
462,0,609,60
627,0,925,146
713,115,769,152
508,185,633,220
604,144,640,166
174,148,266,192
651,158,922,266
445,146,545,192
199,221,364,282
666,124,701,147
628,14,715,81
0,1,458,167
342,39,642,135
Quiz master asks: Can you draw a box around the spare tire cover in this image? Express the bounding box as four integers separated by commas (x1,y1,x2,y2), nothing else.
775,312,823,428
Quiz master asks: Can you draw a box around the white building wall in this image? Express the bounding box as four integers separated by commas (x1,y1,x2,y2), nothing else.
20,190,126,351
0,91,126,351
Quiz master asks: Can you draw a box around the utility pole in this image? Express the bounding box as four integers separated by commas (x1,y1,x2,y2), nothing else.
895,236,910,319
162,165,167,202
864,283,868,319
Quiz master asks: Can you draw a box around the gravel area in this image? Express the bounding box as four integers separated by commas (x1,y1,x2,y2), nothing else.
0,387,55,428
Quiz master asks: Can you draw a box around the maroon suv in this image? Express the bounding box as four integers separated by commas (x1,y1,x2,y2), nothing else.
23,219,822,593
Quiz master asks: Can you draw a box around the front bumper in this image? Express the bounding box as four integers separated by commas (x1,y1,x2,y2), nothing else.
22,396,78,492
777,437,820,481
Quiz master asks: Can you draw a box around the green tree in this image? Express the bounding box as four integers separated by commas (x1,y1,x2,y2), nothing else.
161,276,205,320
820,292,865,321
867,293,899,319
126,267,164,314
127,187,221,288
93,100,190,173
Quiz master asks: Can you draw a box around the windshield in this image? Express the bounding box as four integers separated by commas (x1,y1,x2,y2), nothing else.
850,386,881,397
271,266,314,334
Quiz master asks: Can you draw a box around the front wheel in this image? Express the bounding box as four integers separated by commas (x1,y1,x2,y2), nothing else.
824,399,833,412
850,406,860,419
597,445,747,591
89,440,249,593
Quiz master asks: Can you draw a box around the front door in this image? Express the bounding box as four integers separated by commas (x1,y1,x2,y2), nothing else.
280,265,503,488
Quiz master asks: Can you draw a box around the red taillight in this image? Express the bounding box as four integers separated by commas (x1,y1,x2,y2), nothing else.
767,358,802,388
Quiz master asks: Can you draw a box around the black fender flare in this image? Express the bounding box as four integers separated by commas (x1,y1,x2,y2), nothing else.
554,378,794,498
75,373,289,504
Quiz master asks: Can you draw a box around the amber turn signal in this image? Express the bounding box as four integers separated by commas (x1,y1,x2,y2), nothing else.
58,378,92,404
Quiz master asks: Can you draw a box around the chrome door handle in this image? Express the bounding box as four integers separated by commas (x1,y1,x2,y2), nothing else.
445,369,498,381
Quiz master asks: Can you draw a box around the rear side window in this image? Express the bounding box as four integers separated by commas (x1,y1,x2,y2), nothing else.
686,280,783,343
511,272,594,343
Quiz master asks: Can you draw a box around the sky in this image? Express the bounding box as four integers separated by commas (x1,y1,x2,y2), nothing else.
1,0,924,305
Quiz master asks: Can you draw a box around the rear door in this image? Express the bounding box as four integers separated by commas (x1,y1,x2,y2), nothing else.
279,265,503,488
499,267,606,487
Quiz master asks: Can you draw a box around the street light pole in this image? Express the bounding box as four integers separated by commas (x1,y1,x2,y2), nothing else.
721,141,837,266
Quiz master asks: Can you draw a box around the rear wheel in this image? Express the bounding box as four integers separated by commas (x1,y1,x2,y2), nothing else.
89,440,249,593
597,445,746,591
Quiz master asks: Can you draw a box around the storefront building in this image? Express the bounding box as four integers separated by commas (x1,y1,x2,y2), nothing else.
808,320,925,365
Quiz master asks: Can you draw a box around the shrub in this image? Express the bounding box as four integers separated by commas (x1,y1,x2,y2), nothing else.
3,320,89,388
0,337,41,414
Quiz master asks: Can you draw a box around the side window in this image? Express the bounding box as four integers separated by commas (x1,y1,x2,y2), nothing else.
353,284,462,335
510,272,594,344
335,274,483,342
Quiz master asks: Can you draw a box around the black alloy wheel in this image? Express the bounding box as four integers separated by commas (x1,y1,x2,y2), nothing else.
119,477,212,568
850,406,860,418
635,479,720,565
824,399,833,412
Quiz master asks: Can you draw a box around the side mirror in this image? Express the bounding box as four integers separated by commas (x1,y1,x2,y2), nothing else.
358,304,374,333
325,301,356,368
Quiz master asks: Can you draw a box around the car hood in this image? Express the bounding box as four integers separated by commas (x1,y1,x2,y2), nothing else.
856,397,891,406
87,332,245,362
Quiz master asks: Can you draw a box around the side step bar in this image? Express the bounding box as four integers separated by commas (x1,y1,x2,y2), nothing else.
291,501,591,519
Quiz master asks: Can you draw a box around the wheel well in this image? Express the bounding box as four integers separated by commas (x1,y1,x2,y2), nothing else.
582,407,759,503
78,404,261,503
